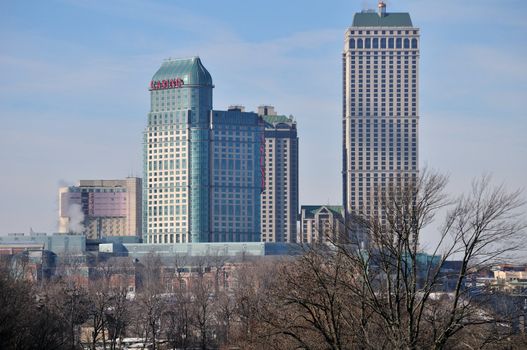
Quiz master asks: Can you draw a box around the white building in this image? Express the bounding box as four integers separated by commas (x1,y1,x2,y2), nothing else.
343,1,419,238
299,205,345,244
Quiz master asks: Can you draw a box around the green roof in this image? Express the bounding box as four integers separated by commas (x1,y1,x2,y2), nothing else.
151,57,212,86
302,205,343,219
262,114,294,125
352,12,413,27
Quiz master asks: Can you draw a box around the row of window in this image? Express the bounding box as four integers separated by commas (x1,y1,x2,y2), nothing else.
350,30,418,35
349,37,418,50
349,50,418,56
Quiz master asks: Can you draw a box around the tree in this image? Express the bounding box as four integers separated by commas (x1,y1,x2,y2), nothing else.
133,253,165,350
87,279,112,350
255,172,525,350
46,280,90,350
190,268,217,350
164,291,193,350
106,286,130,350
0,257,37,349
104,258,134,350
0,257,72,350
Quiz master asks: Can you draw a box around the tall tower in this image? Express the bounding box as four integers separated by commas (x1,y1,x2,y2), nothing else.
343,3,419,237
144,57,213,244
258,106,299,243
144,57,263,244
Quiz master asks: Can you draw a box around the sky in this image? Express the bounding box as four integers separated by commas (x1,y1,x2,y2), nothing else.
1,0,526,248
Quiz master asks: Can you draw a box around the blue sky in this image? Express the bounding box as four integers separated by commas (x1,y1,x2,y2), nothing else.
1,0,526,244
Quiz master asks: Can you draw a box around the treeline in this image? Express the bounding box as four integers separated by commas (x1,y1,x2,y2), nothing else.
1,173,526,349
0,253,277,350
2,250,527,350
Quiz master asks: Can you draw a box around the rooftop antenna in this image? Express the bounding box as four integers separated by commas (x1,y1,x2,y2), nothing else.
378,0,386,17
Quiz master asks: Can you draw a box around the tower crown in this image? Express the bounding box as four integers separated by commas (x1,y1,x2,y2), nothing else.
378,1,386,17
151,56,213,87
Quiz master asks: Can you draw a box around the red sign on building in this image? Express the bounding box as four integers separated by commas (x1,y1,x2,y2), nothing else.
150,77,184,90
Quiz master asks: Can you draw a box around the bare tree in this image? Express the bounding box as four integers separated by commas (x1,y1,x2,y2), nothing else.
134,252,165,350
105,258,134,350
190,270,217,350
0,257,36,349
106,286,130,350
164,291,193,350
87,280,110,350
45,279,90,350
254,172,525,350
214,289,236,346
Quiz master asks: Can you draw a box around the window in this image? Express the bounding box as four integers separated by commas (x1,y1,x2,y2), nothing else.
349,38,355,49
357,38,363,49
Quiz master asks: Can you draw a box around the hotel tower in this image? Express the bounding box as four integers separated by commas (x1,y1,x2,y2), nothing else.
343,1,419,238
144,57,263,244
258,106,299,243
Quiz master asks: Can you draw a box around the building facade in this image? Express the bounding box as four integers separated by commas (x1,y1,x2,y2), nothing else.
144,57,263,244
343,2,419,237
58,178,142,239
258,106,299,243
299,205,345,243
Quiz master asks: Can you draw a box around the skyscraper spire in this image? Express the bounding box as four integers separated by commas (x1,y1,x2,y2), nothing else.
378,1,386,17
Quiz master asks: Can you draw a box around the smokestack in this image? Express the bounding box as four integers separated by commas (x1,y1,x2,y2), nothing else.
378,0,386,17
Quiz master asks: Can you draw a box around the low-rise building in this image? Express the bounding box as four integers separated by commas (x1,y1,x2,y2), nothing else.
299,205,345,243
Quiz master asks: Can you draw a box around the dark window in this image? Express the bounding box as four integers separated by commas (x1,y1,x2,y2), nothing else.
349,38,355,49
381,38,386,48
388,38,394,48
365,38,371,48
411,38,418,49
396,38,402,48
373,38,378,48
357,38,363,49
404,38,410,48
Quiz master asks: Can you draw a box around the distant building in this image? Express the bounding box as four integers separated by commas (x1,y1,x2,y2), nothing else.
491,265,527,294
258,106,299,243
0,232,303,289
343,2,420,241
58,178,142,239
0,233,86,255
144,57,263,244
299,205,345,243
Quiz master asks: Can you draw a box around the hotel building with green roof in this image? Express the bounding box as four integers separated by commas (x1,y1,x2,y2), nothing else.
257,106,298,243
343,2,419,241
144,57,263,244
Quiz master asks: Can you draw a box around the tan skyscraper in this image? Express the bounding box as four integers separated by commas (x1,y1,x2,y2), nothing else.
258,106,299,243
343,2,419,240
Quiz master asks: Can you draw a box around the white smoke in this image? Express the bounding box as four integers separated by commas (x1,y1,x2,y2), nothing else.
67,203,85,234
